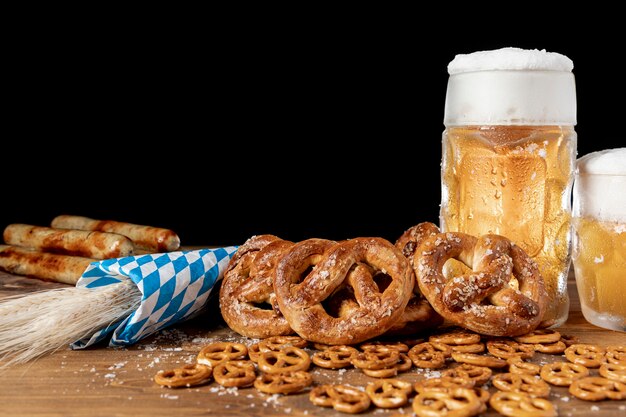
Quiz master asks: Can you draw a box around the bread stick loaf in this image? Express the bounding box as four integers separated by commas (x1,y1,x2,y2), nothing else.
3,224,134,259
51,215,180,252
0,245,95,285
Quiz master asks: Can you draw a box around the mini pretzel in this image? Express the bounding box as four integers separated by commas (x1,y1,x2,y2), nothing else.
365,378,413,408
540,362,589,386
442,364,492,385
414,376,475,394
492,373,551,398
260,335,309,350
352,346,400,370
253,371,313,394
532,341,566,354
312,345,358,369
154,364,212,388
569,376,626,401
219,235,294,338
361,353,412,378
360,341,409,353
273,237,414,345
412,387,483,417
487,340,534,359
508,356,541,376
451,352,507,368
560,334,579,347
429,329,481,346
414,232,547,337
197,342,248,367
408,342,446,369
606,345,626,365
564,344,606,368
310,384,371,414
489,391,557,417
248,343,262,362
213,360,256,387
599,362,626,383
257,346,311,374
449,343,485,354
514,329,561,344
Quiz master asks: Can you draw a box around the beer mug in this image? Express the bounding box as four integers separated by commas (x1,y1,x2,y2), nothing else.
572,148,626,331
440,48,577,327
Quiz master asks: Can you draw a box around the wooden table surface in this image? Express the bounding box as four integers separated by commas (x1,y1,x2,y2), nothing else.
0,269,624,417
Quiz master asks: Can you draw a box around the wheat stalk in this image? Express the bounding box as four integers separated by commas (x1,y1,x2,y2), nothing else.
0,280,141,368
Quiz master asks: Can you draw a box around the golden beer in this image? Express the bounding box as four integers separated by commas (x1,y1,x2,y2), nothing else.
572,217,626,330
441,125,576,326
441,48,577,327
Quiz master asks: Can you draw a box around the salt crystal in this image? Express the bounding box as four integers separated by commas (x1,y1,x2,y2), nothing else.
104,373,116,379
590,405,599,411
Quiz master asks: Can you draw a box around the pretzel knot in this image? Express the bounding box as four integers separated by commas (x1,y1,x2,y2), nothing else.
414,232,547,337
274,237,414,345
219,235,294,338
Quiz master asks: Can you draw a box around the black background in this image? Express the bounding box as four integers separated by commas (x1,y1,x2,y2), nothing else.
3,17,622,247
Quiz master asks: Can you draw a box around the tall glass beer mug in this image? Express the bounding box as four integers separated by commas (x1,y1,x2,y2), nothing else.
440,48,577,327
572,149,626,331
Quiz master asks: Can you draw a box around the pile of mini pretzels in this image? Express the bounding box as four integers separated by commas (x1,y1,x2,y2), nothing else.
153,328,626,416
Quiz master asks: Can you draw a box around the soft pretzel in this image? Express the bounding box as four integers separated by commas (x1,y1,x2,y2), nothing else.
413,232,547,337
273,237,413,345
219,234,294,338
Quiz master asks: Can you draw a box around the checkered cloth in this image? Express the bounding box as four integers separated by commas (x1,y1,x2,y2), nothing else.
70,247,238,349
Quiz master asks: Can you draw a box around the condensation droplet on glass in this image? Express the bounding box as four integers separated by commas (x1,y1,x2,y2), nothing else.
501,179,507,187
495,190,502,199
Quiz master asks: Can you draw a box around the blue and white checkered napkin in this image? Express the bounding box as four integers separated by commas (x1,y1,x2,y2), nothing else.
70,247,237,349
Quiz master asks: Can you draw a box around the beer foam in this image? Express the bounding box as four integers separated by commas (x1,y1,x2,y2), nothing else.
574,148,626,222
444,48,576,125
448,47,573,74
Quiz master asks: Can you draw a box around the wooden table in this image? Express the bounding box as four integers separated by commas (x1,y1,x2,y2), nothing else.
0,270,624,417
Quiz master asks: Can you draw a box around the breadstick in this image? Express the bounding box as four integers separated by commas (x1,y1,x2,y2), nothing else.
51,215,180,252
0,245,95,285
4,224,134,259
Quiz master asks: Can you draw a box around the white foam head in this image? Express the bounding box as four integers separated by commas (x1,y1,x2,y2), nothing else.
448,47,573,74
444,47,576,126
574,148,626,222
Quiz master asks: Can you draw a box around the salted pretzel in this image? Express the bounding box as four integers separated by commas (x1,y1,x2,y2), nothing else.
442,364,493,385
352,346,400,370
361,353,412,378
606,345,626,365
154,363,212,388
569,376,626,401
365,378,413,408
540,362,589,386
197,342,248,367
533,340,566,354
309,384,371,414
253,371,312,394
492,373,551,398
413,232,547,337
412,388,483,417
489,391,557,417
599,362,626,383
414,376,475,394
451,352,508,368
407,342,446,369
219,235,294,338
389,222,444,335
486,340,534,360
212,360,256,387
273,237,414,345
312,345,358,369
508,356,541,376
256,346,311,374
564,344,606,368
514,329,560,344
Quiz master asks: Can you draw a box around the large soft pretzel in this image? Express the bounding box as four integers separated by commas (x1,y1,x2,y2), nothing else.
273,237,413,345
414,232,547,337
387,222,444,336
219,234,294,338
